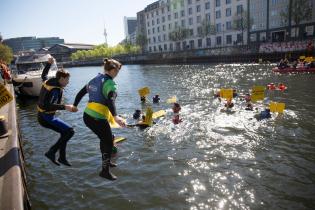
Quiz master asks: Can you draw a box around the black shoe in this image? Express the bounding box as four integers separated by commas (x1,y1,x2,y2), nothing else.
109,162,117,167
45,151,60,166
58,158,72,166
99,169,117,180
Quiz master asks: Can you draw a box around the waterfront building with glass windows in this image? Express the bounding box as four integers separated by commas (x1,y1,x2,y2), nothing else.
248,0,315,43
3,36,64,54
138,0,247,53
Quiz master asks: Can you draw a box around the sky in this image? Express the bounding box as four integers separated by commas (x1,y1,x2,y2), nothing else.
0,0,157,46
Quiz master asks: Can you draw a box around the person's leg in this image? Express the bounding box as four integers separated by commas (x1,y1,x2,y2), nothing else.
38,113,74,166
83,113,117,180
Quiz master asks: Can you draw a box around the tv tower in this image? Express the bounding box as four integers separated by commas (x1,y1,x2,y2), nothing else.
103,26,107,45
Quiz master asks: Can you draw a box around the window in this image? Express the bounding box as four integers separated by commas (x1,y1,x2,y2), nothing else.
197,27,202,36
216,0,220,7
163,25,166,31
196,5,201,12
226,35,232,44
198,39,202,48
182,41,187,49
157,18,160,24
237,5,243,15
156,10,159,15
237,33,243,42
153,37,156,43
157,26,160,32
226,0,231,4
152,20,155,25
168,14,171,20
162,16,165,22
206,38,211,46
149,46,152,52
216,36,222,45
169,23,172,29
151,12,154,18
170,43,173,51
164,44,167,50
216,23,221,32
188,7,193,15
181,19,186,27
187,0,192,5
226,8,231,17
181,10,185,17
158,36,161,42
216,10,221,19
197,16,201,23
148,38,151,44
174,12,178,19
154,46,156,52
189,29,194,36
205,2,210,10
189,40,195,49
206,13,211,21
162,8,165,14
153,28,155,33
180,0,184,7
189,17,193,25
163,34,166,41
175,22,178,28
148,29,151,34
226,21,232,30
147,22,150,27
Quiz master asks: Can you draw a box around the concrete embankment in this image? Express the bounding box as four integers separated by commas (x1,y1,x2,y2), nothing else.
62,50,305,67
0,84,30,210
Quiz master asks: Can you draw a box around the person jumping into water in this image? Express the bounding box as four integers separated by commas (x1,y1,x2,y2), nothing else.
37,57,76,166
73,58,125,180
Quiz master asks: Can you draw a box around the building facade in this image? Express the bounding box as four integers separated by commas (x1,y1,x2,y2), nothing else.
249,0,315,43
140,0,247,53
124,17,137,44
3,37,64,54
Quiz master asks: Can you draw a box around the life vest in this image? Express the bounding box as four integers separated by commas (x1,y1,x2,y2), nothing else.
85,73,117,125
37,80,62,114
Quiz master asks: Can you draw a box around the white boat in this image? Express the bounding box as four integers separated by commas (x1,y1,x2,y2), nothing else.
12,54,58,97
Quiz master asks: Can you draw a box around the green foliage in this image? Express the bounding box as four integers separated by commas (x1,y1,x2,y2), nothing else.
70,43,141,61
169,27,190,41
199,19,216,37
232,10,252,31
281,0,312,30
0,43,13,64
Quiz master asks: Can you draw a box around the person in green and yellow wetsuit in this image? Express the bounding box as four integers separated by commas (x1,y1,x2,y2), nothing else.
73,58,125,181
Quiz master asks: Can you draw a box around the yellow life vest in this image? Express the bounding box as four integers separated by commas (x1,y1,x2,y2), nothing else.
86,102,120,128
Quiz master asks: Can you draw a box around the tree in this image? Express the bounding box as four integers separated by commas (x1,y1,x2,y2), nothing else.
281,0,312,38
0,43,13,64
169,27,190,42
233,10,252,45
200,19,216,38
136,34,148,53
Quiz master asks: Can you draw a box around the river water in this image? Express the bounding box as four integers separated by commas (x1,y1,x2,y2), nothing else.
18,64,315,210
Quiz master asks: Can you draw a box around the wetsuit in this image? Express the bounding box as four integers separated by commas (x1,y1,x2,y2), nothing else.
37,63,74,165
73,73,117,179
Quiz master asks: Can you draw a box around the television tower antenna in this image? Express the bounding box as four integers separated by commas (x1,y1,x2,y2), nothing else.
103,26,107,45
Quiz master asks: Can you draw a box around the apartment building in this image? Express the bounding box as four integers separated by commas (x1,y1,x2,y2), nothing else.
140,0,247,53
249,0,315,43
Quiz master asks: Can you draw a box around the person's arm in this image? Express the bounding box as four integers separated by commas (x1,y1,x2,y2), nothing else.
73,85,88,107
41,58,54,81
107,91,117,116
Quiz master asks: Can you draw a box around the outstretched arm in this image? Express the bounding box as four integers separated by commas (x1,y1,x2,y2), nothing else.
41,58,54,81
73,85,88,107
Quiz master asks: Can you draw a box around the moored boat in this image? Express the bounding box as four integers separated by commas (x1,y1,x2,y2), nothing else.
11,54,57,97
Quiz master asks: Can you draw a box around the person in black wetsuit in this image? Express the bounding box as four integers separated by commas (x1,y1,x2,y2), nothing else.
37,57,76,166
72,58,125,180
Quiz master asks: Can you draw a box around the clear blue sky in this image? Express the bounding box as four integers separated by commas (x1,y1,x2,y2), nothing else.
0,0,156,46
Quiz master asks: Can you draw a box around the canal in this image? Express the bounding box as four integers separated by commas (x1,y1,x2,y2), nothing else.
18,64,315,209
